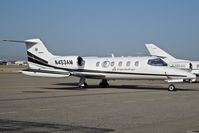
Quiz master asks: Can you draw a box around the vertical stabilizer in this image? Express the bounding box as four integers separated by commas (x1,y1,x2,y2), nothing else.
3,38,55,69
25,39,54,61
145,44,176,63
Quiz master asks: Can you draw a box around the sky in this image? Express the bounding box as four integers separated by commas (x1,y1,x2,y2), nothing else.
0,0,199,60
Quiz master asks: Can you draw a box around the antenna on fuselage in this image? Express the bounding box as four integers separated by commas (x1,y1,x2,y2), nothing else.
108,53,115,58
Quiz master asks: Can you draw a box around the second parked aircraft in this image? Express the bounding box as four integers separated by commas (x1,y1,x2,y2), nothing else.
145,44,199,76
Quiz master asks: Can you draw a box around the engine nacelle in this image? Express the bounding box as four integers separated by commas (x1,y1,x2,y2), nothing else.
49,56,85,69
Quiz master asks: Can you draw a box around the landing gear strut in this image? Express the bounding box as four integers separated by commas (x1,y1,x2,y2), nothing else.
78,77,87,88
168,84,176,91
99,79,109,88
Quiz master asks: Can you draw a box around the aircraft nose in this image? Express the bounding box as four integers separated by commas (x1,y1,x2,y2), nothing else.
186,71,196,82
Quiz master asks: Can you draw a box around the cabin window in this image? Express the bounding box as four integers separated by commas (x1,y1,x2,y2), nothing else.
118,61,122,67
111,61,115,67
197,64,199,68
135,61,139,67
102,61,110,68
126,61,131,67
96,62,100,67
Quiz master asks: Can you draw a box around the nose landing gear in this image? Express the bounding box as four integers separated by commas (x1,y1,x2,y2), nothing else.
168,84,176,91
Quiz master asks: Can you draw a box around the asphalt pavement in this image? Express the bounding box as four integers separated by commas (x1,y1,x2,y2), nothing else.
0,73,199,133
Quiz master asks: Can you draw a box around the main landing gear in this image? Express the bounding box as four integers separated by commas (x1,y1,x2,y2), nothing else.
78,77,87,88
99,79,109,88
168,84,176,91
78,78,109,88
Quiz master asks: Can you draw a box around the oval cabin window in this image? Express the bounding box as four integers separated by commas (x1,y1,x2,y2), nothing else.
96,62,100,67
135,61,139,67
111,61,115,67
118,61,122,67
126,61,130,67
102,61,110,68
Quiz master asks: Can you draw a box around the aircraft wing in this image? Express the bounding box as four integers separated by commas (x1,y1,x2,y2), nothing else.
71,71,106,79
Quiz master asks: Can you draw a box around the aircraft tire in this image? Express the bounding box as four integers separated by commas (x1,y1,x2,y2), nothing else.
79,82,88,88
168,84,176,91
99,82,109,88
99,79,109,88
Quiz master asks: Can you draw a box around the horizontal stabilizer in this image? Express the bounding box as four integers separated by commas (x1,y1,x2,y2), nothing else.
3,39,38,45
21,69,70,78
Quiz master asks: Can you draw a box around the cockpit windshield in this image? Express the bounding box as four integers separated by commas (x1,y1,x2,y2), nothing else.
147,58,168,66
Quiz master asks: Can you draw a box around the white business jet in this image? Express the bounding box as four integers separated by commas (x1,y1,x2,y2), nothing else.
145,44,199,76
3,39,196,91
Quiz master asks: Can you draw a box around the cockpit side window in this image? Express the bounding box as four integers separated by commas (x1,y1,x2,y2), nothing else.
148,58,168,66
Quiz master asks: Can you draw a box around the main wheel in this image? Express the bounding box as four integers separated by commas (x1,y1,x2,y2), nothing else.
168,84,176,91
99,79,109,88
99,82,109,88
79,82,88,88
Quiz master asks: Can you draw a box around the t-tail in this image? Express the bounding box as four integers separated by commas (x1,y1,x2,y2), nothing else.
145,43,177,64
3,39,70,77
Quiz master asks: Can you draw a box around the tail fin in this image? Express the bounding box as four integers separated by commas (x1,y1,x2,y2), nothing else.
145,43,176,63
3,38,54,60
3,38,55,69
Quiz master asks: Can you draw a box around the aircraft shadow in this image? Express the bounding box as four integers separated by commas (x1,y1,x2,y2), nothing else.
43,83,198,92
0,119,114,133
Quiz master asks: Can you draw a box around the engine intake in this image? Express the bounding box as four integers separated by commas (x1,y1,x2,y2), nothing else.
77,56,85,66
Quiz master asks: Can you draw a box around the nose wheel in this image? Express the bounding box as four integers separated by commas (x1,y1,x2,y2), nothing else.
168,84,176,91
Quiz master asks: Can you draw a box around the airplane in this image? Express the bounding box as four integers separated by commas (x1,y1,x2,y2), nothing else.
3,38,196,91
145,44,199,76
0,60,7,65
